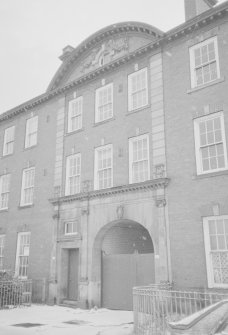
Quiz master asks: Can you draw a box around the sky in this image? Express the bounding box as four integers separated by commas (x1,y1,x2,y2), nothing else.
0,0,226,114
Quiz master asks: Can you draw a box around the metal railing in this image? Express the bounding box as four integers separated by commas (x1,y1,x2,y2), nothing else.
0,279,32,309
133,285,228,335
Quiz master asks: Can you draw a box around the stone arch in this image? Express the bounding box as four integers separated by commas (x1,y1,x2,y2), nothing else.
90,219,155,309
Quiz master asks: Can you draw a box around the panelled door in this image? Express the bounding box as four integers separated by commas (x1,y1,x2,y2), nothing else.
67,249,79,300
102,252,155,310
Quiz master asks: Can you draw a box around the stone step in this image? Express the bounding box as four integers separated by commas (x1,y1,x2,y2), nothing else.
60,300,78,308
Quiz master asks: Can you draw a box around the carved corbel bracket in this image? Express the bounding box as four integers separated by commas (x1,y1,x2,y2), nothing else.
81,208,89,216
156,198,167,207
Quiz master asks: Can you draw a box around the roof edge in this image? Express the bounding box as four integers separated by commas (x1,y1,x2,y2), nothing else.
1,2,228,121
165,0,227,36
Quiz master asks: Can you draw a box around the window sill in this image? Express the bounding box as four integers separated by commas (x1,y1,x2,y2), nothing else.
65,127,85,136
18,204,34,209
93,117,115,127
94,185,113,191
192,169,228,180
65,191,81,197
1,153,14,159
209,284,228,289
127,104,150,115
24,144,38,151
0,208,8,213
187,77,225,94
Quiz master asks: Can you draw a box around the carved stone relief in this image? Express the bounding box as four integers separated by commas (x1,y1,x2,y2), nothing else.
154,164,165,179
81,36,129,73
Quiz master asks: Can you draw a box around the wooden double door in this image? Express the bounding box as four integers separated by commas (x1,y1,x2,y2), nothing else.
102,252,155,310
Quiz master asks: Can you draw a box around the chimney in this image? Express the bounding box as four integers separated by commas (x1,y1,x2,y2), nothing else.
184,0,218,21
59,45,74,62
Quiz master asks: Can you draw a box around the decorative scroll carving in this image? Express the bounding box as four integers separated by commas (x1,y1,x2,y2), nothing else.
154,164,165,179
52,212,60,220
82,180,91,193
156,198,166,207
81,207,89,216
81,37,128,73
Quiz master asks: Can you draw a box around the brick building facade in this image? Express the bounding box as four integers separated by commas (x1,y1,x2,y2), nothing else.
0,0,227,309
164,0,228,290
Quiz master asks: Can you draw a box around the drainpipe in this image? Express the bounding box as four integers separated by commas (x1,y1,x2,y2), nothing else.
164,192,172,285
51,186,61,305
82,180,91,308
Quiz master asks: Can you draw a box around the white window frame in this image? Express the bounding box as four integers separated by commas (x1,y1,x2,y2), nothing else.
0,174,10,210
65,153,81,196
94,144,113,190
0,235,5,270
128,67,148,112
194,112,228,175
129,134,150,184
67,96,83,133
20,167,35,206
203,215,228,288
64,221,78,235
189,36,220,89
3,126,15,156
95,83,113,123
25,116,38,148
15,232,30,279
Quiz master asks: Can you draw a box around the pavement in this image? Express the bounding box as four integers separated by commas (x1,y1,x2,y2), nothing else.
0,304,134,335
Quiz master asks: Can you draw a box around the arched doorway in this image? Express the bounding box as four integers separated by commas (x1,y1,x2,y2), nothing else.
92,219,155,310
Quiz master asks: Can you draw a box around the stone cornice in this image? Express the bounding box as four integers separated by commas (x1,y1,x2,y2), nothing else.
49,178,170,204
1,1,228,122
0,89,63,122
164,0,228,42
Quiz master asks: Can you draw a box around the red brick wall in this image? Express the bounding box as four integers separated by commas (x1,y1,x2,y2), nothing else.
0,96,59,282
163,18,228,288
62,55,153,192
